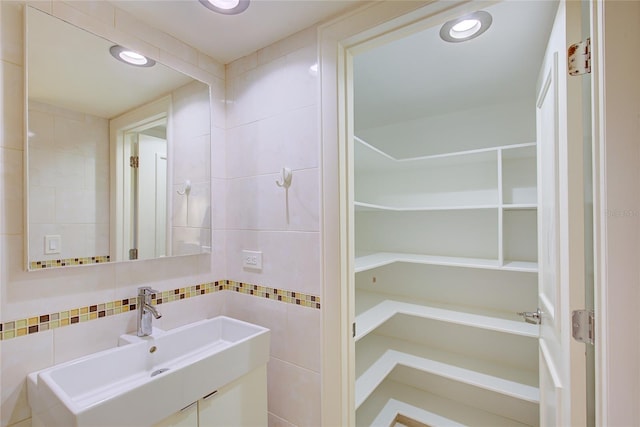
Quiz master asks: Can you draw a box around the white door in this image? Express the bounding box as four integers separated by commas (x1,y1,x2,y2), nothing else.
536,1,588,425
137,134,167,259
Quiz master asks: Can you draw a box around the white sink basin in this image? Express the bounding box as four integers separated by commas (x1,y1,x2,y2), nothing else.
28,316,270,427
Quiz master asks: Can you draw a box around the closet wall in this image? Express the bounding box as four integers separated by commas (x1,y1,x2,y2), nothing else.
353,98,541,425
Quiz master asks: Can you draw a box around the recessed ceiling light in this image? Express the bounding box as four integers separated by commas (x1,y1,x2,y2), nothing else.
109,45,156,67
440,11,492,43
198,0,250,15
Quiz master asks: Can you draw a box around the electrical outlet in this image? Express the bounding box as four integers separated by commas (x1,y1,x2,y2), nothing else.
242,250,263,270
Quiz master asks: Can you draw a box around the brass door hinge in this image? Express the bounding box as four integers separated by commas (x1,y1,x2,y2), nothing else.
130,155,139,168
568,38,591,76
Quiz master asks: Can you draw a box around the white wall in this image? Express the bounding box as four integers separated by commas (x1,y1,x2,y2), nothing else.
356,99,535,158
28,101,110,262
171,80,212,255
1,2,323,427
223,26,322,426
0,2,226,426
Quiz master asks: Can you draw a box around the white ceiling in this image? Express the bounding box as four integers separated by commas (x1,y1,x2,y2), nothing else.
28,1,558,125
110,0,368,64
354,1,558,130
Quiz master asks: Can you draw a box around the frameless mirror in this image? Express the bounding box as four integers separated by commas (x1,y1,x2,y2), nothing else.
26,7,212,270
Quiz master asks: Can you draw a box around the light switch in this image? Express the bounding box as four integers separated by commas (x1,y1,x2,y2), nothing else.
242,250,262,270
45,235,61,255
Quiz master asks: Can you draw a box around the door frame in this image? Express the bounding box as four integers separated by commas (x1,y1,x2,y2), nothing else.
318,1,634,425
109,95,172,262
590,1,640,425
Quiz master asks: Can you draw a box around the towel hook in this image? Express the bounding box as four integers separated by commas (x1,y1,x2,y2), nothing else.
177,179,191,196
275,167,292,189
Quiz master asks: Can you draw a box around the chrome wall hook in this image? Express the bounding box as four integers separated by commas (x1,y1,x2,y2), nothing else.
177,179,191,196
275,167,292,189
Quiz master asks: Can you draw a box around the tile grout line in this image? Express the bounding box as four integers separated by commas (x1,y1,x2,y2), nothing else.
0,280,320,341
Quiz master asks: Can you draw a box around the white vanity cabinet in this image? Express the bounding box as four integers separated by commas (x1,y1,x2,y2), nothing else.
154,402,198,427
154,366,268,427
353,136,540,426
198,365,267,427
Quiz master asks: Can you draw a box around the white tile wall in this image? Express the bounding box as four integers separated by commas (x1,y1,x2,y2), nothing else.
226,168,320,232
226,104,318,179
0,331,54,427
171,81,212,256
52,312,137,365
0,1,24,66
226,230,320,295
225,26,322,426
0,147,23,235
267,357,321,426
223,291,288,361
1,3,227,427
268,413,297,427
223,291,321,426
285,303,321,372
2,2,324,427
0,59,23,150
27,102,109,261
154,291,225,331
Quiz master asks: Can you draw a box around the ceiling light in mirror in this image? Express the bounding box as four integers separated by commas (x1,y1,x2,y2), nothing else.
198,0,250,15
209,0,239,9
451,19,480,38
440,11,492,43
110,45,156,67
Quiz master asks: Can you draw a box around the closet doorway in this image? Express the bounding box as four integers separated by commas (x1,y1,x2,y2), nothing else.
320,0,596,425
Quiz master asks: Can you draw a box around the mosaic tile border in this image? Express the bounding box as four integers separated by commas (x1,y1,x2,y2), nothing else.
227,280,321,309
30,255,111,270
0,280,320,341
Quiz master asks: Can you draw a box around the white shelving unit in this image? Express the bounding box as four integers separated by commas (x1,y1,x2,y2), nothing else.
354,135,539,425
355,289,539,342
354,252,538,273
357,379,537,427
355,334,539,409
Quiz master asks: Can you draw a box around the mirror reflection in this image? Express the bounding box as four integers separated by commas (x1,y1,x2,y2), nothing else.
26,7,212,269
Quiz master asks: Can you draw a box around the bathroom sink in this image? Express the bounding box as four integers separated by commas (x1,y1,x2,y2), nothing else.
28,316,270,427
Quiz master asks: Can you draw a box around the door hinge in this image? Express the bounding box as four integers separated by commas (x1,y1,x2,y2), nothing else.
568,38,591,76
129,248,138,260
352,322,356,338
572,309,595,345
130,155,139,168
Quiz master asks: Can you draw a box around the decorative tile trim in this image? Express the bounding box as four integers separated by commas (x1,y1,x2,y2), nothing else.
0,280,320,341
30,255,111,270
227,280,321,309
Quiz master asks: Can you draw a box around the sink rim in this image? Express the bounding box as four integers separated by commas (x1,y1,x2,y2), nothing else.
29,315,270,425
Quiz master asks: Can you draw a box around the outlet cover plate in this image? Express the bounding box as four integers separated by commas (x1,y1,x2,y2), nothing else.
45,235,61,255
242,250,262,270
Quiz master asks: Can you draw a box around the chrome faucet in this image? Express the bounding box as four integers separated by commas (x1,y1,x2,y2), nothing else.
137,286,162,337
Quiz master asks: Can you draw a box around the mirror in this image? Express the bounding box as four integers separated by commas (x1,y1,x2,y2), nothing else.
26,7,212,269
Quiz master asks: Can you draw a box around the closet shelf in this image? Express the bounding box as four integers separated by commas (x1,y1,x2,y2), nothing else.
354,201,499,212
354,252,538,273
357,380,535,427
355,136,536,164
503,203,538,210
355,290,539,342
355,334,539,410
